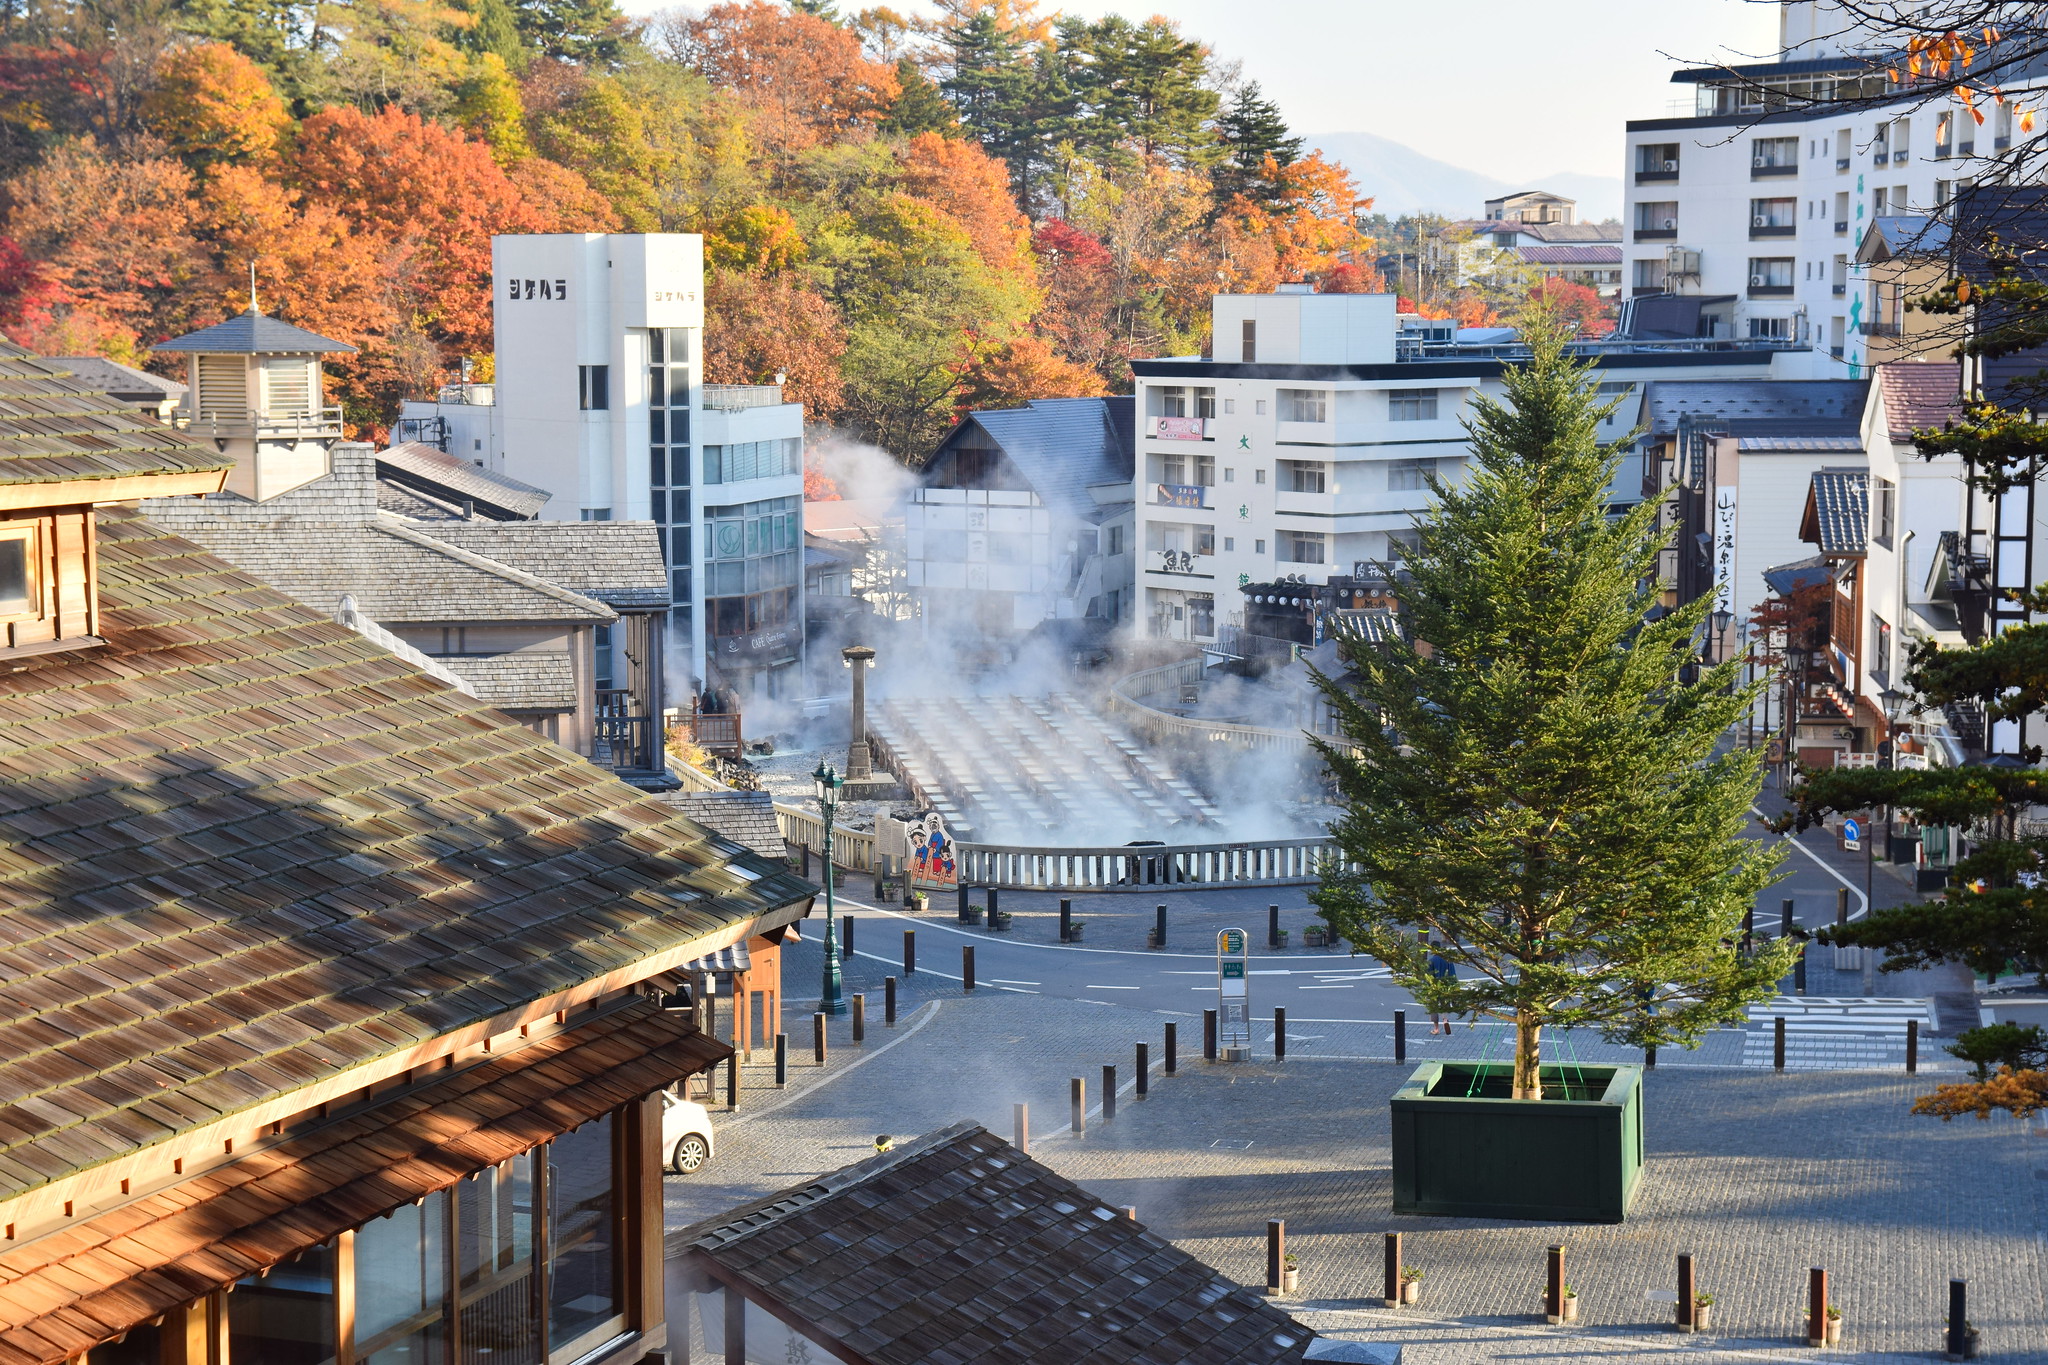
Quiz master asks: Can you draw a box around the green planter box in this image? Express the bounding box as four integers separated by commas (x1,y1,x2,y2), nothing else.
1390,1061,1645,1223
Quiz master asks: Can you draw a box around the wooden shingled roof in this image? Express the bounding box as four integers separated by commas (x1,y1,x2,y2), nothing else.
0,505,814,1202
673,1123,1317,1365
0,998,725,1365
0,342,229,486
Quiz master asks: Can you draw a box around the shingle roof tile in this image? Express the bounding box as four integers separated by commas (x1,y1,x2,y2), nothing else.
0,343,228,486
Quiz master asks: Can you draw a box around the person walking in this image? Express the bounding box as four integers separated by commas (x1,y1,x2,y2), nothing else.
1426,947,1457,1034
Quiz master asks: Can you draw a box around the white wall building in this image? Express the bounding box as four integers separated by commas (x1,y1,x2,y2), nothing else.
1129,289,1811,646
396,233,806,704
1621,0,2043,371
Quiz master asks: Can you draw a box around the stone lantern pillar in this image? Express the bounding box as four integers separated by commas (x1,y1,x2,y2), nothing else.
842,644,876,779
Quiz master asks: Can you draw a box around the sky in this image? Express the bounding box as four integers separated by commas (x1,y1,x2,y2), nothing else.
621,0,1784,182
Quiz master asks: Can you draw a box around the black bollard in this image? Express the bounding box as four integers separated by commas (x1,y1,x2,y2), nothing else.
1164,1022,1177,1074
1383,1231,1402,1307
1203,1008,1217,1061
1060,897,1072,943
1545,1245,1565,1323
726,1052,738,1109
1645,1042,1657,1069
1908,1018,1919,1073
801,843,810,879
1782,896,1795,939
988,885,1000,926
957,883,969,922
963,945,975,993
1136,1041,1149,1097
1268,903,1280,949
1014,1102,1028,1154
884,975,897,1026
873,861,884,901
774,1032,787,1087
1155,903,1167,948
813,1012,827,1066
1774,1015,1787,1072
1836,887,1850,926
842,913,853,961
1677,1252,1695,1332
1394,1009,1407,1063
1102,1064,1116,1123
1275,1007,1286,1062
1794,943,1807,994
903,929,915,976
1070,1076,1084,1135
1267,1220,1285,1295
1947,1279,1967,1359
1807,1267,1827,1348
852,993,865,1043
1743,905,1755,953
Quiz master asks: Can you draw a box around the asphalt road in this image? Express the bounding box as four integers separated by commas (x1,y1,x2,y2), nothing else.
815,807,1894,1025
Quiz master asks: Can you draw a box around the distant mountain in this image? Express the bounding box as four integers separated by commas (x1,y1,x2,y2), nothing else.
1305,131,1623,223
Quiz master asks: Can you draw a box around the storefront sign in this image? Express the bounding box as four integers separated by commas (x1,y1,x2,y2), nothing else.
1155,416,1205,441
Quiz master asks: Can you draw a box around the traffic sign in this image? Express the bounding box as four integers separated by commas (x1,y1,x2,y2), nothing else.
1217,927,1251,1045
1842,817,1862,850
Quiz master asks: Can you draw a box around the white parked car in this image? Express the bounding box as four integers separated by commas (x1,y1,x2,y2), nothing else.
661,1091,716,1174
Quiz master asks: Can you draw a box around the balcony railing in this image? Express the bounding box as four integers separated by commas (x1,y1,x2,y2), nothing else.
1891,149,1912,163
1749,224,1797,238
1633,228,1678,242
1751,163,1798,178
1834,220,1849,233
1864,320,1903,336
701,384,786,411
1836,157,1851,171
593,691,657,771
1634,168,1679,183
1748,283,1796,297
174,405,346,437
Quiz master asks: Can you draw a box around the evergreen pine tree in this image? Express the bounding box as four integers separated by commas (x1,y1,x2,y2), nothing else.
1213,81,1300,207
882,57,960,138
941,11,1040,200
788,0,841,22
1313,314,1794,1099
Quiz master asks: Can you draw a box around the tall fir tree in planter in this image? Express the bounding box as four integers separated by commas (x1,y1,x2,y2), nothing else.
1311,318,1796,1099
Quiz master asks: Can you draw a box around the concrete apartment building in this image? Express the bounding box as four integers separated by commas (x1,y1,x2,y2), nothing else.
1127,288,1807,648
1621,0,2045,371
397,233,806,707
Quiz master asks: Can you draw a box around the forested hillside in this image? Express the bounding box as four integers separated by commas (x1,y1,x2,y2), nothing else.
0,0,1380,457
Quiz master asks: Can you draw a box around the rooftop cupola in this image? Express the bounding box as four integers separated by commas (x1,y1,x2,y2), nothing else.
154,309,356,501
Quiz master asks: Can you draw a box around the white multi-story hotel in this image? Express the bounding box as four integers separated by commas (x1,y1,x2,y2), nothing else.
1621,0,2043,373
397,233,806,704
1128,289,1811,646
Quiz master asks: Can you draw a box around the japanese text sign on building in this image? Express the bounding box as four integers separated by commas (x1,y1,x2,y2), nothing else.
1156,483,1205,509
1154,416,1205,441
1159,549,1196,573
1712,486,1738,619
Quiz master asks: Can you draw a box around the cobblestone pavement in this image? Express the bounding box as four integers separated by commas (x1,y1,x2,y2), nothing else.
665,955,2039,1364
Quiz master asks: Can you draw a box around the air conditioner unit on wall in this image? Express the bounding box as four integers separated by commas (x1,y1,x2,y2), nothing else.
1753,156,1769,168
1663,160,1678,171
1754,216,1770,227
1751,275,1768,286
1662,218,1678,230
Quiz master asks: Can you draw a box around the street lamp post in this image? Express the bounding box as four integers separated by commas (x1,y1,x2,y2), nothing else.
813,761,847,1016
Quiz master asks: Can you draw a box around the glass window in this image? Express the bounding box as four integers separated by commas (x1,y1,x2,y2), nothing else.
1281,530,1326,564
0,534,31,614
1752,136,1798,168
1635,201,1678,230
231,1242,337,1365
648,331,665,365
1389,389,1439,421
1387,458,1437,490
356,1197,447,1365
667,366,690,408
457,1154,538,1362
671,490,690,526
1281,461,1327,493
1278,389,1328,423
650,446,666,487
650,410,666,445
548,1114,622,1350
577,365,609,411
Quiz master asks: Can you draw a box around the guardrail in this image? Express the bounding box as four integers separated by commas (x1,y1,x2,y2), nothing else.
956,836,1337,891
1108,658,1314,756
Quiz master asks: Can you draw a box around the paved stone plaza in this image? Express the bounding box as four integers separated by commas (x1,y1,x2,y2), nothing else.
667,977,2042,1364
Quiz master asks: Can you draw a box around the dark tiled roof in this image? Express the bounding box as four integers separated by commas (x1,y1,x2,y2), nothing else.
0,508,813,1198
152,309,356,354
1763,554,1834,596
0,999,727,1364
43,356,185,402
673,1122,1316,1365
1802,469,1869,556
1516,244,1623,265
1640,380,1869,441
1856,214,1951,264
0,342,229,485
1876,362,1963,438
934,398,1136,524
145,446,618,623
376,442,552,521
437,650,578,710
420,521,670,610
662,791,786,859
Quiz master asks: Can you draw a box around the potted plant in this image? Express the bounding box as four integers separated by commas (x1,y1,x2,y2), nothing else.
1691,1292,1713,1332
1560,1286,1579,1324
909,890,928,912
1274,928,1289,947
1401,1266,1422,1305
989,907,1012,931
963,902,984,925
1825,1305,1842,1346
1280,1254,1299,1295
1305,925,1328,948
1067,919,1085,941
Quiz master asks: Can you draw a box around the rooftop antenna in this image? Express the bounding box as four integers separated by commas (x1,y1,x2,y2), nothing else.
248,260,259,314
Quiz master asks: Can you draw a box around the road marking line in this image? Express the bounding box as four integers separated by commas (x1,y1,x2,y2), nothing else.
995,986,1039,994
717,1002,942,1131
1754,805,1871,919
1297,985,1354,990
1086,985,1141,990
989,979,1040,985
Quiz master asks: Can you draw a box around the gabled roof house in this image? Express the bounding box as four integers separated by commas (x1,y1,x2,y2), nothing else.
0,340,812,1365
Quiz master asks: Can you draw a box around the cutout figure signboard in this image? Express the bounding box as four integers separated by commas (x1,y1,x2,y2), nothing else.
909,812,957,890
